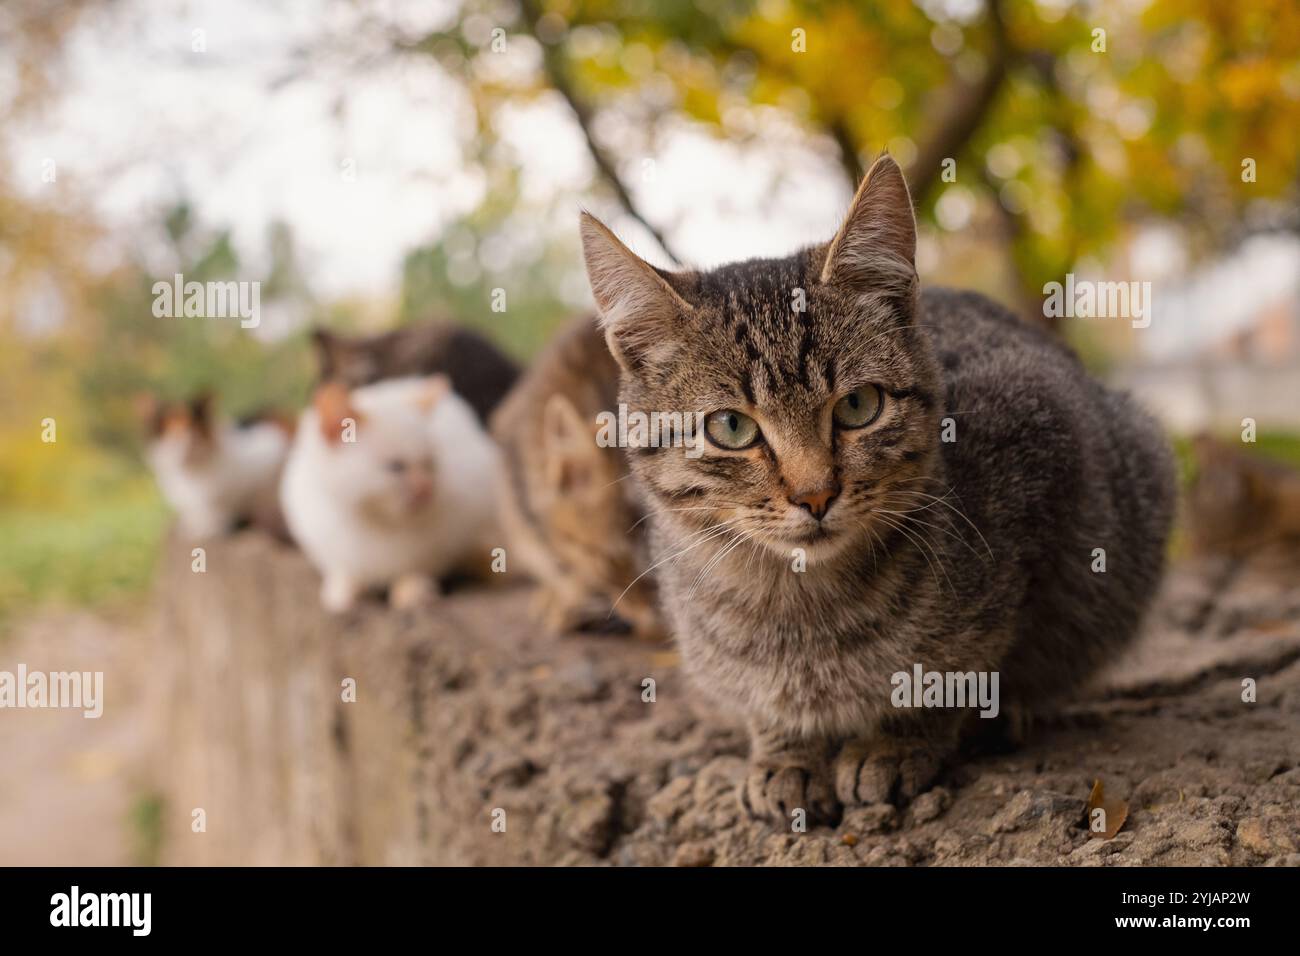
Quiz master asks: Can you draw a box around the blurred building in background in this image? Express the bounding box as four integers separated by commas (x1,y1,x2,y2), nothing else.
1117,232,1300,433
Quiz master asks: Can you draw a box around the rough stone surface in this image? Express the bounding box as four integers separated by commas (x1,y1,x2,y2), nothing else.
153,534,1300,866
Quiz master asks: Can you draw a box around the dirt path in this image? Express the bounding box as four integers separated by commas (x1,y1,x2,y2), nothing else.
0,609,155,866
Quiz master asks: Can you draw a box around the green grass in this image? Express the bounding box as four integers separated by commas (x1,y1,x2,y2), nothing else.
128,792,166,866
1248,432,1300,468
1170,430,1300,487
0,479,167,627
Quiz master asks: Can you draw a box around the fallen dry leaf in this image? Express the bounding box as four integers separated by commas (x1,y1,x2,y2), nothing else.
1086,778,1129,840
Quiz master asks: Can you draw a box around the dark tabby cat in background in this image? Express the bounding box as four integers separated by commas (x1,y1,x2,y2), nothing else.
313,320,520,423
580,155,1175,823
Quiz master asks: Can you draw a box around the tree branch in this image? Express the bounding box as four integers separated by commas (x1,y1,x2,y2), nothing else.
517,0,682,266
906,0,1010,204
828,117,866,186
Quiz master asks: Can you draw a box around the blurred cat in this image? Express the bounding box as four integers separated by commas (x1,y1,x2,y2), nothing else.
141,392,291,539
280,375,501,613
312,321,520,424
491,314,662,640
1185,433,1300,557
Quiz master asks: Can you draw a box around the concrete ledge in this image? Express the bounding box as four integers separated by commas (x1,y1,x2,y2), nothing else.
154,532,1300,866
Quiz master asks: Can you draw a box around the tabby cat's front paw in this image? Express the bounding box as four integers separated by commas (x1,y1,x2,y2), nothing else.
738,760,838,827
834,737,943,807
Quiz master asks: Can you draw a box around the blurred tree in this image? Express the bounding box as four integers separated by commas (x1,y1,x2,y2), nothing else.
406,0,1300,321
398,173,582,359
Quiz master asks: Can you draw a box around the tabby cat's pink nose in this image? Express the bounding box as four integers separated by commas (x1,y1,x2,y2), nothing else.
790,483,839,520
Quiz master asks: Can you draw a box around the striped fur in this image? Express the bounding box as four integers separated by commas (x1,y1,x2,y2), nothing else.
491,314,663,639
580,156,1175,824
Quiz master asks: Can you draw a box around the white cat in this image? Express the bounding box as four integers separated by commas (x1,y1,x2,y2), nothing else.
280,375,501,613
143,395,290,539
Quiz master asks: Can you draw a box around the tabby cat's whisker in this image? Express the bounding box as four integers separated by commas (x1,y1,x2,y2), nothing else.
627,504,740,533
596,472,638,492
870,511,956,596
628,498,756,533
874,505,986,563
609,518,745,614
877,487,994,560
687,527,760,598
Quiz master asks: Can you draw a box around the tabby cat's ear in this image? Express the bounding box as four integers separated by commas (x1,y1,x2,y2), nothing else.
579,212,692,374
820,154,917,301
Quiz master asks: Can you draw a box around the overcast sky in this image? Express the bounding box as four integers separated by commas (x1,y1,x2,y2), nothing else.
10,0,850,300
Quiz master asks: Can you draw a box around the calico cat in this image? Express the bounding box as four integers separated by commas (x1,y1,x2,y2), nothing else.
491,313,662,640
280,376,501,613
312,321,520,424
580,155,1175,823
141,393,291,539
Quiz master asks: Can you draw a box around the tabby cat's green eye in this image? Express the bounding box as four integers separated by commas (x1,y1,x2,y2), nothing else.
704,409,761,450
832,385,883,428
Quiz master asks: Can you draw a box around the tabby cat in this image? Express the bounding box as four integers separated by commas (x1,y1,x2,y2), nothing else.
491,313,662,639
580,155,1175,823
